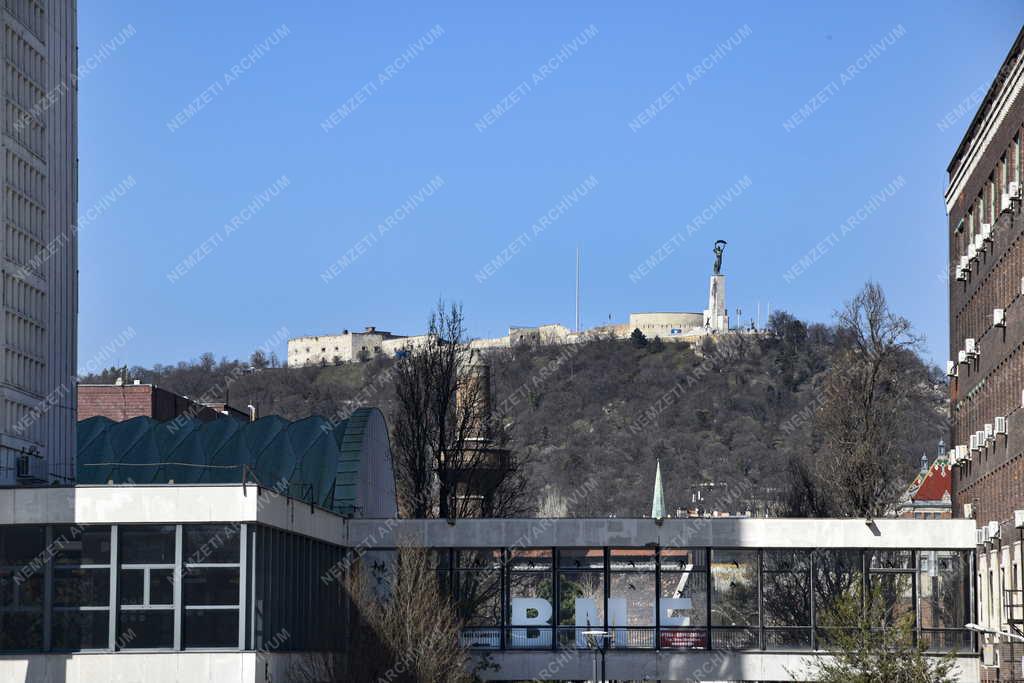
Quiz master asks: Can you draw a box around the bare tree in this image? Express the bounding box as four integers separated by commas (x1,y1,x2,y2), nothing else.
811,282,926,518
391,301,527,519
344,548,473,683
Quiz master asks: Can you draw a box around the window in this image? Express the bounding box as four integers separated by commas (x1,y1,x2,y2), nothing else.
608,548,656,648
457,549,502,649
710,549,758,649
52,525,111,650
0,526,44,651
659,548,707,650
508,549,552,649
118,525,176,649
182,524,241,648
762,550,811,649
558,548,604,648
919,551,971,651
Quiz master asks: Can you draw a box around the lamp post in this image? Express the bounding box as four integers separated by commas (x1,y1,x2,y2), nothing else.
582,630,611,682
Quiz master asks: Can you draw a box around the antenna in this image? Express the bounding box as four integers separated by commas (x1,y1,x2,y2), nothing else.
575,246,581,333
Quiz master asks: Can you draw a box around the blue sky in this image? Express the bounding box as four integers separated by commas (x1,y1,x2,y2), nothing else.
78,1,1023,370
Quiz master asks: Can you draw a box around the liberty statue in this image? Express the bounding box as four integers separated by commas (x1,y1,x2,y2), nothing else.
712,240,727,275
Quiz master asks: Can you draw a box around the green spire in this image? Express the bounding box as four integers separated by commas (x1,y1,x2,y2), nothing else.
651,459,666,520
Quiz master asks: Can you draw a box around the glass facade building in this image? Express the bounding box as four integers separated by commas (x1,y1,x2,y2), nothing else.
0,523,347,654
436,546,974,654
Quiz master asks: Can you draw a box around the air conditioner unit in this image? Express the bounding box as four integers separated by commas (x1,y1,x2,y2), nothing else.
964,502,974,518
958,444,969,460
995,308,1006,327
996,416,1008,435
976,233,987,253
1015,509,1024,529
977,527,989,545
955,269,967,282
1011,180,1022,199
1002,192,1014,213
983,643,998,667
970,433,980,450
959,349,968,364
947,360,957,376
981,222,993,240
965,338,978,357
968,242,978,261
989,520,1001,539
986,423,995,444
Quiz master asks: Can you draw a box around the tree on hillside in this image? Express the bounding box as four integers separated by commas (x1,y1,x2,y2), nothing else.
798,282,927,518
630,328,648,348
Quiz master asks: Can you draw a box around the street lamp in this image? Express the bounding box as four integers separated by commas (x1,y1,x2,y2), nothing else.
582,630,611,682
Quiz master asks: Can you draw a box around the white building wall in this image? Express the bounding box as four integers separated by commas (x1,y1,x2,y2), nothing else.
0,1,77,485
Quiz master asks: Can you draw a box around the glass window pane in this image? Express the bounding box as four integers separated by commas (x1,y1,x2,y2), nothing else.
183,524,240,565
52,610,110,650
184,567,239,606
0,571,11,607
16,572,43,608
150,568,174,606
0,526,45,566
0,612,43,651
119,525,175,564
558,570,604,626
660,548,707,571
119,610,174,649
510,549,551,571
868,550,913,570
869,573,915,628
184,609,239,648
508,569,553,648
813,549,863,620
119,569,144,606
456,549,501,570
53,526,110,565
456,570,500,626
610,548,655,571
660,570,707,627
54,568,110,607
919,550,969,630
609,572,656,627
711,549,758,627
763,550,811,628
558,548,604,570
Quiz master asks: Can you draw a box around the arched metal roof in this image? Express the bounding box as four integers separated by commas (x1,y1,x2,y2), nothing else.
76,408,397,518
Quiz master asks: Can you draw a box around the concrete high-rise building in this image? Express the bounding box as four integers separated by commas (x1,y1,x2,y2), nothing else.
0,2,78,485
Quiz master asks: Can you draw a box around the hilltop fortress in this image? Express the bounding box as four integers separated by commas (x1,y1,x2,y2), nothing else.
288,242,742,367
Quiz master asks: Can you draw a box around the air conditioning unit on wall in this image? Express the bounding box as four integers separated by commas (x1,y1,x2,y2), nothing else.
995,308,1006,327
1003,192,1014,213
996,416,1008,435
1010,180,1022,199
965,338,978,358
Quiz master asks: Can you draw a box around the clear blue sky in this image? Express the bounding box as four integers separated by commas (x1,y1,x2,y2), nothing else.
78,1,1023,370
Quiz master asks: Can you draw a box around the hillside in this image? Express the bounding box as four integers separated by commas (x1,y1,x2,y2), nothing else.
80,315,948,517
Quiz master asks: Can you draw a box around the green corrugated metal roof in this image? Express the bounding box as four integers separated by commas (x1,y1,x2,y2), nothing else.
76,408,381,516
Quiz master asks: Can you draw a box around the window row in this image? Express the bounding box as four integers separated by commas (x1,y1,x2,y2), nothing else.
433,547,972,652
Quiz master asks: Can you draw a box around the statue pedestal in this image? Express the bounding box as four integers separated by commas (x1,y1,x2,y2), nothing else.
703,274,729,333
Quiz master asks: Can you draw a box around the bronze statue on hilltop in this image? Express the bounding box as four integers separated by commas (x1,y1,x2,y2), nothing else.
713,240,727,275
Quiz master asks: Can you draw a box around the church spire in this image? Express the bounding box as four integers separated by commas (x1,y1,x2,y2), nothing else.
651,459,665,520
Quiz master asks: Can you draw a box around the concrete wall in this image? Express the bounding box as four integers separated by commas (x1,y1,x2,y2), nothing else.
472,650,979,682
342,516,977,550
629,312,704,339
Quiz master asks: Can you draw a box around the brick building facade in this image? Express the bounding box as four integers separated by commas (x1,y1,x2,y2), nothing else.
78,383,249,423
947,26,1024,680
